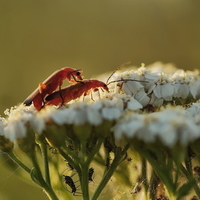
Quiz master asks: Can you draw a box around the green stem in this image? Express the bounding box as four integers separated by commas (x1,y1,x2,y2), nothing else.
141,157,148,195
62,144,80,161
104,150,110,174
149,170,160,200
137,148,177,198
80,138,104,200
39,142,51,186
91,145,128,200
80,140,89,200
7,151,31,173
86,137,104,165
81,163,89,200
28,151,59,200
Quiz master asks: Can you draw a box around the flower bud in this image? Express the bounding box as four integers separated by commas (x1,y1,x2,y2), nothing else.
0,135,14,152
44,124,67,148
115,135,127,148
95,120,113,138
17,127,36,153
73,123,92,142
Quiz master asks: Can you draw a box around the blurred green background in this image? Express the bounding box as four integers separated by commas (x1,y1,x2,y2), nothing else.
0,0,200,199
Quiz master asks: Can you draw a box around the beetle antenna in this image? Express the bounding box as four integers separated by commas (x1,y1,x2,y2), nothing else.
107,79,148,85
106,61,131,84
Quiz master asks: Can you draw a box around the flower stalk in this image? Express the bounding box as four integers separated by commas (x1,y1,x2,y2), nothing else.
27,151,59,200
91,144,129,200
6,151,31,174
37,139,51,186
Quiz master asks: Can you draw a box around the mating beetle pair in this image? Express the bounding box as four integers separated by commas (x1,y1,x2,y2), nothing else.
23,67,109,110
23,67,145,110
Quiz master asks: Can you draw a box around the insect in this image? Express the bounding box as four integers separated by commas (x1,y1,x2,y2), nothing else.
194,166,200,175
193,166,200,183
45,79,109,106
126,157,133,162
63,174,81,196
45,78,146,107
23,67,83,110
88,167,95,183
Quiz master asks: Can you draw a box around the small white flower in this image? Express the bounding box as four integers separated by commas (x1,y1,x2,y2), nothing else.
127,97,143,110
101,107,121,120
189,78,200,99
112,113,144,140
31,106,57,133
171,70,190,99
113,69,146,95
86,107,102,125
134,89,150,106
3,106,35,141
187,102,200,116
153,82,174,101
50,108,76,125
30,116,46,134
73,109,88,125
121,81,144,95
146,73,174,102
4,121,26,141
58,102,88,125
173,83,190,99
149,93,164,107
99,98,123,120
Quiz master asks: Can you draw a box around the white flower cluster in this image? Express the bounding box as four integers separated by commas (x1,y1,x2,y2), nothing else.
1,98,125,142
112,106,200,147
2,106,36,142
1,100,200,148
1,63,200,149
110,63,200,107
42,98,124,128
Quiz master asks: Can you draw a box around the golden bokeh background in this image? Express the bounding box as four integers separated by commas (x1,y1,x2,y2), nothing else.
0,0,200,199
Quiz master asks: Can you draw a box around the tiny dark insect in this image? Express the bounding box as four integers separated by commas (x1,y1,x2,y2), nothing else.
193,166,200,175
126,157,132,162
63,175,81,196
88,167,95,183
105,157,112,167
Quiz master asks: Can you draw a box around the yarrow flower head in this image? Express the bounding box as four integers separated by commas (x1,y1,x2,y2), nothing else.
2,63,200,145
2,63,200,200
